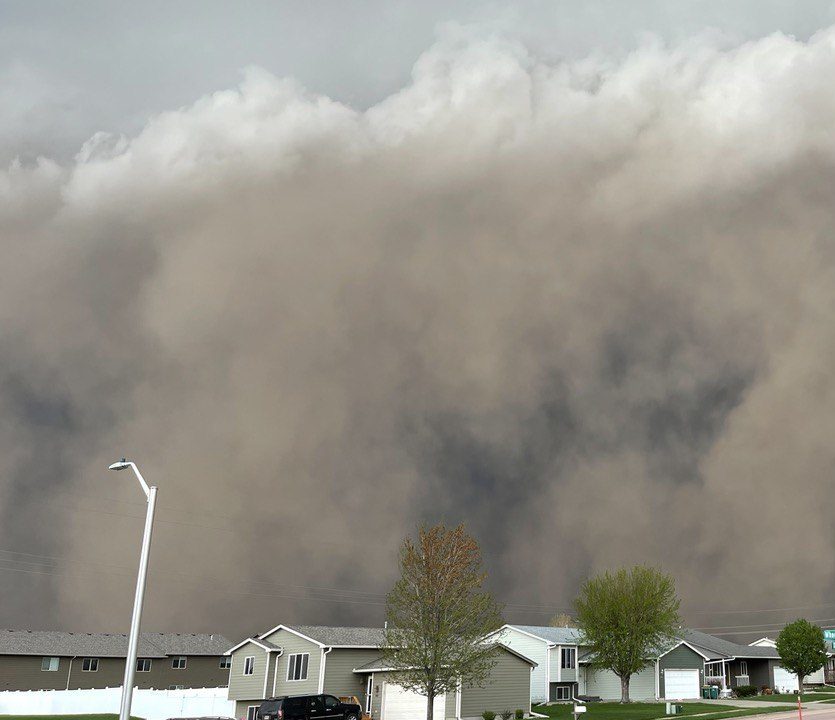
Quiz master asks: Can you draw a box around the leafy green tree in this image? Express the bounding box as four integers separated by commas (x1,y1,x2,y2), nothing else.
776,619,827,698
381,524,504,720
575,566,681,703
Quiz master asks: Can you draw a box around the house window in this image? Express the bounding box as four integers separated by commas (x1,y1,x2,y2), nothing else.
551,684,572,701
561,648,576,669
41,657,59,672
219,656,232,670
247,707,259,720
172,656,187,670
739,661,748,676
287,653,309,681
168,684,185,690
243,656,255,675
82,658,99,672
136,658,152,672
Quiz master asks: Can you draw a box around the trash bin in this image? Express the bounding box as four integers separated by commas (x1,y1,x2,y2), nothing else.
710,686,719,700
703,687,710,699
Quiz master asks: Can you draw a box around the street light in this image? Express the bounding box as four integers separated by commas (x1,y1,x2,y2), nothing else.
109,459,158,720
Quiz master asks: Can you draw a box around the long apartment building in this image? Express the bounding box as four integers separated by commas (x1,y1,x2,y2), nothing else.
0,629,232,691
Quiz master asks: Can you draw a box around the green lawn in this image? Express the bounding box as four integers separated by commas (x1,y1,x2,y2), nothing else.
747,693,831,702
531,703,796,720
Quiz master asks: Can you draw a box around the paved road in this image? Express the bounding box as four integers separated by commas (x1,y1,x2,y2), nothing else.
695,700,809,708
733,707,835,720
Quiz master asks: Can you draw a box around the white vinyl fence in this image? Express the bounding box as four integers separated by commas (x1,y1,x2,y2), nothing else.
0,686,235,719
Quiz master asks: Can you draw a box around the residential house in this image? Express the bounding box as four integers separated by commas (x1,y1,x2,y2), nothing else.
226,624,535,720
488,625,833,704
0,629,232,691
746,636,831,686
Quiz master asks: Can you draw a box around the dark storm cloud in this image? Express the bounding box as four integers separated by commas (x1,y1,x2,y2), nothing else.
3,25,835,641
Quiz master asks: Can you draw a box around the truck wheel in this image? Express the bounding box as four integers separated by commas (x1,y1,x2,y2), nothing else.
346,714,359,720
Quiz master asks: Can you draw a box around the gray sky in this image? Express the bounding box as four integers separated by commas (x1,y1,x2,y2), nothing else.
2,1,835,162
3,1,835,644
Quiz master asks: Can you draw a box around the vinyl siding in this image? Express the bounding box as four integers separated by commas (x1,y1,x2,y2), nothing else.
322,648,380,699
459,649,532,719
490,628,549,703
0,654,228,691
0,656,75,690
726,658,769,689
445,688,458,719
583,664,656,700
550,646,577,683
659,646,704,698
263,628,322,697
236,700,262,718
228,641,273,701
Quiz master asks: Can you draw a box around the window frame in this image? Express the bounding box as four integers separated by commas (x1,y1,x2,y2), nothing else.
560,647,576,669
171,655,187,670
286,652,310,681
168,684,185,690
81,657,99,672
219,655,232,670
243,656,255,676
41,657,59,672
553,685,572,701
739,661,748,676
136,658,152,673
247,706,259,720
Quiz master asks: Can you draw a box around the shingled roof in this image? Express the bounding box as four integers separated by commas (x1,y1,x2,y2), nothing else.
0,629,231,658
291,625,386,647
508,625,584,645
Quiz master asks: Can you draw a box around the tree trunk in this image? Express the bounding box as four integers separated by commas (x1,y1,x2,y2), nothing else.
427,688,435,720
798,674,803,701
620,674,631,703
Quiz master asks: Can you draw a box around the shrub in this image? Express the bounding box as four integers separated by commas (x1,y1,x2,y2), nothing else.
735,685,758,697
501,712,512,720
515,710,525,720
482,712,496,720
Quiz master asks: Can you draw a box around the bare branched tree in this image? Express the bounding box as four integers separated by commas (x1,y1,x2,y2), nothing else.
381,524,504,720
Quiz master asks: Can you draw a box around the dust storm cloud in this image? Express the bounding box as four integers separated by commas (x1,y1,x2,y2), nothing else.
2,27,835,639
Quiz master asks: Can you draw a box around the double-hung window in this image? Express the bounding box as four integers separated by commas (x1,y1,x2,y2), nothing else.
82,658,99,672
561,648,576,669
243,656,255,675
41,657,59,672
246,707,259,720
136,658,152,672
287,653,309,681
172,656,187,670
219,656,232,670
739,661,748,676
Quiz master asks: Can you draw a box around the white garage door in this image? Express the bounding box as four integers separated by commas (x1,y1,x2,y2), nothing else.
382,683,446,720
665,669,700,699
773,666,799,693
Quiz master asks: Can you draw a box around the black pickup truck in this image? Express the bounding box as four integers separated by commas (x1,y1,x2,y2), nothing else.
258,694,362,720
